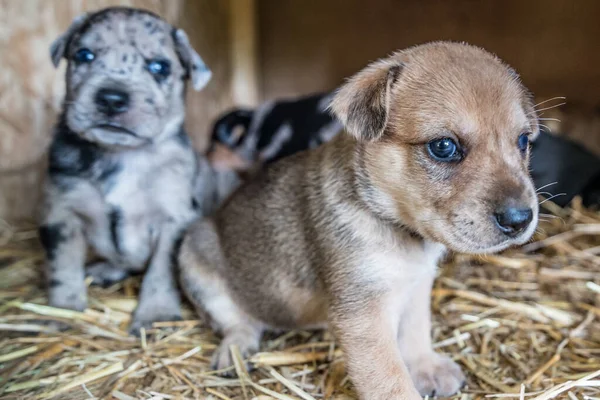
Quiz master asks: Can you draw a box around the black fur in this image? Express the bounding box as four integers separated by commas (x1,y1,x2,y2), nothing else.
39,223,67,262
49,116,104,178
97,162,122,190
170,230,186,271
48,278,63,288
530,132,600,207
48,114,121,188
109,207,123,254
211,93,340,165
211,109,254,147
255,94,335,163
582,174,600,208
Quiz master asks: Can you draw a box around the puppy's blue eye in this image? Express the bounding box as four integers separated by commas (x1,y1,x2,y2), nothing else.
518,133,530,154
146,59,171,80
73,48,95,63
427,138,461,162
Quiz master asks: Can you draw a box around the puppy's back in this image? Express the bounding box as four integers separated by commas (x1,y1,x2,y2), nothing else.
200,147,324,327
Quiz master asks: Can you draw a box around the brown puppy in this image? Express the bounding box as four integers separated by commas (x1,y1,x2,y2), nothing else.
178,42,539,399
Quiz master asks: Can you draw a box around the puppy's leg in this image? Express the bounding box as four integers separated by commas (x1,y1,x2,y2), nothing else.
129,224,182,334
398,272,465,397
209,317,261,373
331,295,422,400
181,268,262,372
39,212,87,311
179,221,262,373
86,261,129,288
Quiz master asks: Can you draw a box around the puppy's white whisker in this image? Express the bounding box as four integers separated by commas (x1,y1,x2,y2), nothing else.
536,182,558,192
538,118,561,122
537,191,554,197
539,193,567,205
533,96,566,108
538,124,552,132
529,102,566,115
538,213,566,225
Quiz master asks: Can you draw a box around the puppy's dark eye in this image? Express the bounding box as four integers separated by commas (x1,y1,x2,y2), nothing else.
73,48,95,63
146,59,171,80
427,138,461,162
518,133,531,154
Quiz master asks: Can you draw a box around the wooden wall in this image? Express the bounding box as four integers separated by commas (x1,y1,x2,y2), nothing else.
0,0,235,221
257,0,600,154
258,0,600,106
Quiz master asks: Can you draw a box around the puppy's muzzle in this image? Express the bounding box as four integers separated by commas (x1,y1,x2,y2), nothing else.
95,88,130,116
493,206,533,237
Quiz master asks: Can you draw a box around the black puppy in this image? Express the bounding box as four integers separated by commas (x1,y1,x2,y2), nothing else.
530,133,600,207
211,92,342,165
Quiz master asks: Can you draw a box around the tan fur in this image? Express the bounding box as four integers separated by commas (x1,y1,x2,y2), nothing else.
178,42,540,399
207,143,253,171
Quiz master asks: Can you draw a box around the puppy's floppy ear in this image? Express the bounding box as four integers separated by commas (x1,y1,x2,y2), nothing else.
50,13,88,68
330,59,403,141
173,29,212,91
522,91,542,141
508,67,542,142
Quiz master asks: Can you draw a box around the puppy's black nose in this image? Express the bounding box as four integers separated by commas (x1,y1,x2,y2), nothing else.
95,88,130,115
494,207,533,237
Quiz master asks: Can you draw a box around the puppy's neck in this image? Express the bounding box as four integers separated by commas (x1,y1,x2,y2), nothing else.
326,133,424,242
154,114,186,144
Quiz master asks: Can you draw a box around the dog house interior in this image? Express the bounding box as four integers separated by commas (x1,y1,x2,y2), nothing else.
1,1,599,399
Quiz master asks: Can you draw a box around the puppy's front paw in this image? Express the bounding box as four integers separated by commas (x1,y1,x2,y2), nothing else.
86,261,129,287
49,291,87,313
408,353,465,397
211,331,259,375
129,302,182,336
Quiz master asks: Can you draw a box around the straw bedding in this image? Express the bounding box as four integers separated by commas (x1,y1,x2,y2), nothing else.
1,198,599,400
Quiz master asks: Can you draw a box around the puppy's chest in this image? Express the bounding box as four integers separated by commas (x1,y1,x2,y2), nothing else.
90,157,160,219
85,150,194,266
368,245,441,283
337,207,445,288
354,229,446,292
97,147,193,212
102,156,161,213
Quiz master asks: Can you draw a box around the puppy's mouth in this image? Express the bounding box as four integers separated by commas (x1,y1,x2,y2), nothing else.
94,123,139,137
81,123,152,148
444,219,538,254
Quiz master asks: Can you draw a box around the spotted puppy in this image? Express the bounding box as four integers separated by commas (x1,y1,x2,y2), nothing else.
39,7,214,334
179,42,540,399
